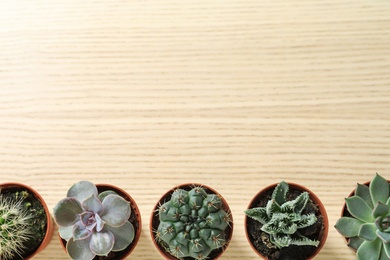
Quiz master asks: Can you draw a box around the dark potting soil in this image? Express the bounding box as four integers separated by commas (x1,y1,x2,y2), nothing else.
151,185,233,260
246,187,325,260
0,187,47,260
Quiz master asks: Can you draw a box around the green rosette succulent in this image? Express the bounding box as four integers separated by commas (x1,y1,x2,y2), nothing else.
335,173,390,260
53,181,135,260
245,181,320,249
154,186,232,260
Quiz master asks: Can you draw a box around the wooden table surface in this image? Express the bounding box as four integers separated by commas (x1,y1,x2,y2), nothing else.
1,1,390,259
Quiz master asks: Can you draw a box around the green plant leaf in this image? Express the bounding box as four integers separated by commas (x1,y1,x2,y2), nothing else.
105,221,135,251
67,237,96,260
347,236,364,250
370,174,389,205
90,229,115,256
383,240,390,258
373,202,389,219
357,239,381,260
67,181,98,203
377,230,390,244
335,217,364,237
346,196,375,223
272,181,288,205
358,223,377,241
356,183,374,209
59,225,73,241
53,198,83,227
245,207,269,224
292,192,309,214
101,195,131,227
380,245,389,260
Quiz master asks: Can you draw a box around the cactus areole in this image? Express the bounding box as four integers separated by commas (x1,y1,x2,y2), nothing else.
245,182,328,260
0,183,52,260
151,184,233,260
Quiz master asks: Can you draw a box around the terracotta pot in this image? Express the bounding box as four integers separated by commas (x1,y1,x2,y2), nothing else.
244,182,328,260
150,183,234,260
0,182,54,260
59,184,142,260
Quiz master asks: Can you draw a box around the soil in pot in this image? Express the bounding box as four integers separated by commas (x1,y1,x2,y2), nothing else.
0,185,49,260
150,184,234,260
60,184,142,260
246,185,327,260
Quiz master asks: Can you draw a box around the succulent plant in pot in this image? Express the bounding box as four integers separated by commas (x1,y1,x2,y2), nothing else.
150,184,233,260
244,181,328,260
335,173,390,259
53,181,141,260
0,182,53,260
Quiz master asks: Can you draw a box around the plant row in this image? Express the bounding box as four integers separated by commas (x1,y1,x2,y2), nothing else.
0,173,388,260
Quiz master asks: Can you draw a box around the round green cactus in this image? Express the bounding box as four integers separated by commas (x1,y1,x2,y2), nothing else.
0,194,33,260
154,186,232,260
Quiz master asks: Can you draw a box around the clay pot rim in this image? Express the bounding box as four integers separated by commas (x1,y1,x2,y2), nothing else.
244,182,329,260
150,183,234,260
58,183,142,259
0,182,54,260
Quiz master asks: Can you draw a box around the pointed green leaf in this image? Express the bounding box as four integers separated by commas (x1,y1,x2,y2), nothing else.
346,196,375,222
335,217,364,237
348,236,364,250
370,174,389,205
245,207,269,224
373,202,389,218
383,241,390,258
292,192,309,214
380,245,389,260
356,183,374,209
357,239,381,260
272,181,289,205
358,223,377,241
377,230,390,244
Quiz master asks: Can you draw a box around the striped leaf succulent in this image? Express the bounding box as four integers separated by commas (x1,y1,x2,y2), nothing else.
335,173,390,260
245,181,320,249
53,181,135,260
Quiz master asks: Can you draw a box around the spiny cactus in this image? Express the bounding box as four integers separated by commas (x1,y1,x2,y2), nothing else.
0,195,33,260
154,186,232,260
335,173,390,260
245,181,319,249
53,181,135,260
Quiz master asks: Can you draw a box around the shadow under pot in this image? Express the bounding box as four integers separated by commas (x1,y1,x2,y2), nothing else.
335,174,390,260
0,182,54,260
54,181,142,260
244,181,328,260
150,183,233,260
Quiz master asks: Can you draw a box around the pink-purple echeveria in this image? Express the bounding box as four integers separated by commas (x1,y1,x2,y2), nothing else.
53,181,135,260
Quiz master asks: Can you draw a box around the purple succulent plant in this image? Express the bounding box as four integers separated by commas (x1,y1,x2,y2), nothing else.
53,181,135,260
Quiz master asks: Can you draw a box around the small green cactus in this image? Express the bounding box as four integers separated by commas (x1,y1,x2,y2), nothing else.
0,195,33,260
154,186,232,260
335,173,390,260
245,181,320,249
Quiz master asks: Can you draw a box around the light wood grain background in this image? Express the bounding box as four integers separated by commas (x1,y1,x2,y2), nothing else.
1,1,390,259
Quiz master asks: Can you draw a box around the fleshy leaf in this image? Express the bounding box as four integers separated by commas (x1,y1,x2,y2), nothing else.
101,194,131,227
358,223,377,241
53,198,83,227
384,241,390,258
245,207,269,224
59,225,73,241
346,196,375,223
98,190,117,202
73,221,92,241
335,217,364,237
67,181,98,203
373,202,389,219
82,194,103,214
89,229,115,256
105,221,135,251
291,192,309,214
348,236,364,250
356,183,374,209
370,174,389,205
95,213,105,232
272,181,289,205
357,239,381,260
67,237,96,260
377,230,390,244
